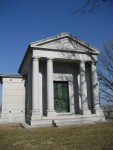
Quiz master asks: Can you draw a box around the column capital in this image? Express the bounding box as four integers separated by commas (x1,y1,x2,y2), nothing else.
82,61,97,65
91,61,97,65
47,57,54,60
32,56,40,60
79,60,85,63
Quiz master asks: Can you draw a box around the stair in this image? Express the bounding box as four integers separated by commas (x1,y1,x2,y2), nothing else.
26,117,53,128
52,116,93,127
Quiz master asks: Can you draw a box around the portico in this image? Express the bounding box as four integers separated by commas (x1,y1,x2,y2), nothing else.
0,33,105,127
29,58,100,115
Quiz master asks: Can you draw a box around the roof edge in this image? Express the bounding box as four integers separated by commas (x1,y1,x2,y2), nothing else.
0,74,23,78
0,74,24,84
18,45,32,74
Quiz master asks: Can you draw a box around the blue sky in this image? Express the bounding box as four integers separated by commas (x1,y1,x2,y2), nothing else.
0,0,113,105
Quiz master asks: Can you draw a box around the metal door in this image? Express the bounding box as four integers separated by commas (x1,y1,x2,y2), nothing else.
54,81,69,112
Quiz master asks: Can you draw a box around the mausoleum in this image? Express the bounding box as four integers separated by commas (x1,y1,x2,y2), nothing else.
0,33,105,127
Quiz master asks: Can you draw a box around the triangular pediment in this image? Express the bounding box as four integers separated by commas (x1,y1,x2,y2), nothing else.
30,33,99,54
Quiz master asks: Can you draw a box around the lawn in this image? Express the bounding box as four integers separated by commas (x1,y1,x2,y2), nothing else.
0,119,113,150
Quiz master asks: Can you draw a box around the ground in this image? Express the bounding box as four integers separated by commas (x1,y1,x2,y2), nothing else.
0,119,113,150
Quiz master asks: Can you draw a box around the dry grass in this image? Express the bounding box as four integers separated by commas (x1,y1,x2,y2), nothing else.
0,120,113,150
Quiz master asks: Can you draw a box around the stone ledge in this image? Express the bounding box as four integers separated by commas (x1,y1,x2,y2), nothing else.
21,122,53,128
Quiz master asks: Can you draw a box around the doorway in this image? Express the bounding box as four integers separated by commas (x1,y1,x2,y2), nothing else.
54,81,69,113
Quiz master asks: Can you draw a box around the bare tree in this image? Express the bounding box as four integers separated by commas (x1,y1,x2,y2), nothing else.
72,0,113,104
73,0,111,15
97,39,113,102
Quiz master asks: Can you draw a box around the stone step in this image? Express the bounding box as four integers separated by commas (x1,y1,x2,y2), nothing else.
26,118,53,127
53,118,93,127
24,116,95,128
21,122,53,128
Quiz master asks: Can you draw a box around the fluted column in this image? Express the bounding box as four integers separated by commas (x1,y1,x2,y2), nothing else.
80,61,91,115
91,62,100,109
31,57,41,118
47,58,56,117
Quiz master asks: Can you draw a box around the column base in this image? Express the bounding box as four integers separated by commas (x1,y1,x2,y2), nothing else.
29,110,42,120
47,110,57,117
94,108,105,116
80,109,91,115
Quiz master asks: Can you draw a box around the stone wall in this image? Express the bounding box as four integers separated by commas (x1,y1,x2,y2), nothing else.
0,77,26,122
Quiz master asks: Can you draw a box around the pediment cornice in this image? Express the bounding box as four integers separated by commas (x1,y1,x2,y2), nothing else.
30,32,99,54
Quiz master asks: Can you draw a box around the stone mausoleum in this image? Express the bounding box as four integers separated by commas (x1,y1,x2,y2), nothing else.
0,33,105,127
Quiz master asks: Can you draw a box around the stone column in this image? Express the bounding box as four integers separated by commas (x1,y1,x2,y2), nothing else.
91,62,100,110
91,62,105,118
80,61,91,115
31,57,41,119
47,58,56,117
27,66,31,116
